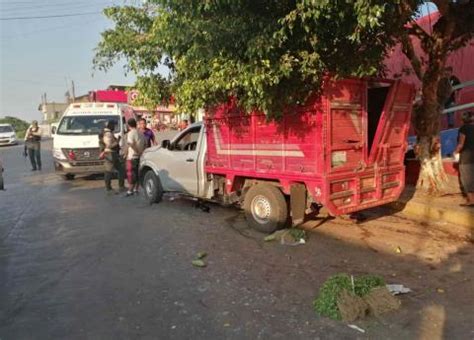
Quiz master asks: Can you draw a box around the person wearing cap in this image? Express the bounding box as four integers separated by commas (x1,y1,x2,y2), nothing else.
454,111,474,206
99,120,125,193
24,120,42,171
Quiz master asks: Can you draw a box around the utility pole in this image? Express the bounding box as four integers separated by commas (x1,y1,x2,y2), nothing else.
71,80,76,102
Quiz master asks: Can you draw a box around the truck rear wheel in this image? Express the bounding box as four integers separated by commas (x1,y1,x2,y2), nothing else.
143,170,163,204
243,183,288,233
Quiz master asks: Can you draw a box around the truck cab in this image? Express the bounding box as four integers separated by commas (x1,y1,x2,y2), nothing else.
140,122,209,199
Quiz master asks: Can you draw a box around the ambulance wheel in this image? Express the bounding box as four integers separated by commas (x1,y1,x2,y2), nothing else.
143,170,163,204
62,174,75,180
243,183,288,233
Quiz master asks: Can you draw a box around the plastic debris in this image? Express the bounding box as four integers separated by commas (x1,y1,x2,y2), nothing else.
386,284,412,295
347,324,365,333
264,234,277,242
196,252,207,259
395,246,402,254
192,259,207,267
437,288,445,294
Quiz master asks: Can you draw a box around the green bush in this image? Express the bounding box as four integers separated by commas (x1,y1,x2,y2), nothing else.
313,273,385,320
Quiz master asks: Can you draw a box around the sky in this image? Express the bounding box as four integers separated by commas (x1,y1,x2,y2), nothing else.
0,0,137,122
0,1,438,123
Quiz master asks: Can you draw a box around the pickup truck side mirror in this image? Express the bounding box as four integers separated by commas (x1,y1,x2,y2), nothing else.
161,139,171,149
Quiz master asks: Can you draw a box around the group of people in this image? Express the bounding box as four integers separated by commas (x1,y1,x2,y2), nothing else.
100,117,155,196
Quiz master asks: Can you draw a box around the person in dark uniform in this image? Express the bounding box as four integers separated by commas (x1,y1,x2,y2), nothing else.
24,120,42,171
454,112,474,206
99,120,125,193
438,67,461,128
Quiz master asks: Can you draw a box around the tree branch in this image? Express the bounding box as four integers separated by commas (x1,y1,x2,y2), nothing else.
447,33,474,52
432,0,449,16
407,20,432,44
400,34,424,81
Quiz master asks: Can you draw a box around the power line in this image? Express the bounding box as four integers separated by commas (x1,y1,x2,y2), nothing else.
0,1,116,14
0,17,103,40
0,11,102,21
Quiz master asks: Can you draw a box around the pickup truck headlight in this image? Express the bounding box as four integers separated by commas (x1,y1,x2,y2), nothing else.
53,148,67,160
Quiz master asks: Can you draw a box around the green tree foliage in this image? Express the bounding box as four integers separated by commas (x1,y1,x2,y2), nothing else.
94,0,473,129
94,1,418,115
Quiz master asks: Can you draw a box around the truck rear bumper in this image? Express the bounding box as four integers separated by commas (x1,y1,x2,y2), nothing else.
54,159,105,175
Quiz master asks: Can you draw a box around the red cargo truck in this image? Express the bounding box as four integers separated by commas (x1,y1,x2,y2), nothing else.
140,78,415,232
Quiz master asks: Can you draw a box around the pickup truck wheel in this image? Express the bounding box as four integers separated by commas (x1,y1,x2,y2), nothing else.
243,184,288,233
143,170,163,204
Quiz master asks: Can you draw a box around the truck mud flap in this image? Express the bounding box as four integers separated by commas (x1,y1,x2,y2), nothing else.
290,184,306,227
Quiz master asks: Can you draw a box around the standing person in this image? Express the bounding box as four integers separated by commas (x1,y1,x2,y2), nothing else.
125,118,145,197
100,120,125,194
179,119,189,131
454,112,474,206
438,67,461,128
0,157,4,191
138,118,156,148
24,120,42,171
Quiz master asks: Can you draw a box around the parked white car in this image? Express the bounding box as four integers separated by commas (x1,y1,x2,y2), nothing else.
0,124,18,146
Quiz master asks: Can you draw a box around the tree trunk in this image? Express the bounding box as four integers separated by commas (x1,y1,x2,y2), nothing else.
414,57,449,195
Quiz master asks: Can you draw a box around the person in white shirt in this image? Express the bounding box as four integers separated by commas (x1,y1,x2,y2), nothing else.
125,118,145,196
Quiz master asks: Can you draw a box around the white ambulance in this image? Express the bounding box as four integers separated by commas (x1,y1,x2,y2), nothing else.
53,102,134,180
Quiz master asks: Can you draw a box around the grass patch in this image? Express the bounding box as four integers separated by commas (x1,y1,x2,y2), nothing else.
313,273,385,320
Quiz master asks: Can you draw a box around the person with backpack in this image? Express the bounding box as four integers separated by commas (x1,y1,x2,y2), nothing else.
99,120,125,194
124,118,146,197
24,120,42,171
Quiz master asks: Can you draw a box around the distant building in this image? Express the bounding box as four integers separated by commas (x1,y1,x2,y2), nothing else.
38,102,69,123
38,85,179,125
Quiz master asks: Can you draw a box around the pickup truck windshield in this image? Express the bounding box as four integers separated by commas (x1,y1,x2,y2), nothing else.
57,115,120,135
0,126,13,133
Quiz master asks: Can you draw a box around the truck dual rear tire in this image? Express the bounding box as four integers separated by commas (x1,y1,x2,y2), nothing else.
243,183,288,233
143,170,163,204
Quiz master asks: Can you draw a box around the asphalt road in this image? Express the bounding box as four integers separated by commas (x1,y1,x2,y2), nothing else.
1,140,473,339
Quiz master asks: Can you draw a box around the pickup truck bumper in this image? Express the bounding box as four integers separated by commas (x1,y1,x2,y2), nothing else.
54,159,105,175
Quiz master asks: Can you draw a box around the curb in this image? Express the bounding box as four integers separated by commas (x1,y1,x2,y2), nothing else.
390,199,474,230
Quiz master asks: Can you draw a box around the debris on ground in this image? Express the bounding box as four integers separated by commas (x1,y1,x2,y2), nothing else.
337,290,368,322
313,273,394,321
192,259,207,268
194,200,211,213
395,246,402,254
363,286,401,316
347,324,366,333
192,252,208,267
386,284,412,295
263,228,307,246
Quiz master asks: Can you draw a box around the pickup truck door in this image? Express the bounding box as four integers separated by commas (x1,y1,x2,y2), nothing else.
161,125,202,195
